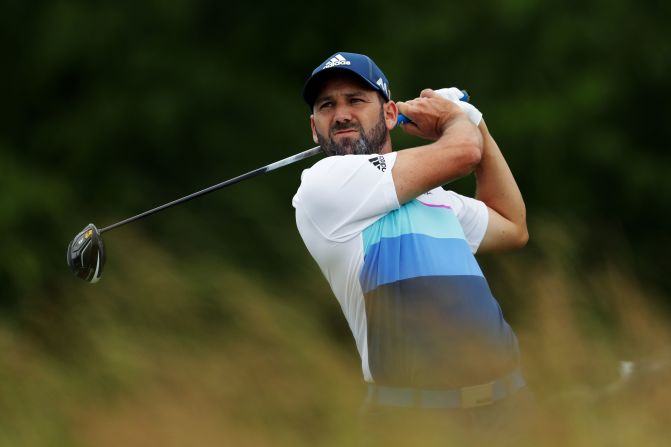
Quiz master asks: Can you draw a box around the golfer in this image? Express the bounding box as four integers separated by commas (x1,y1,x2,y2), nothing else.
293,52,532,441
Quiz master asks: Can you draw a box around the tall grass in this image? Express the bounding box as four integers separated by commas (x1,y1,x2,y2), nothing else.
1,226,669,446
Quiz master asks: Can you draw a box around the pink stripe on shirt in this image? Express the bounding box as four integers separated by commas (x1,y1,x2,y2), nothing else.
417,200,452,209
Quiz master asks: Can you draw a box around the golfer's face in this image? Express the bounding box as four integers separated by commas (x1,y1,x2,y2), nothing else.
311,76,388,155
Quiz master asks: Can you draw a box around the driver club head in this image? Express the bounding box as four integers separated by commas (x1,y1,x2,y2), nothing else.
67,223,105,283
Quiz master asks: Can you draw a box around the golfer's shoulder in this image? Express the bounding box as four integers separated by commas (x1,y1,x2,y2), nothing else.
301,155,345,181
305,154,365,174
295,153,397,212
296,157,349,207
306,153,394,180
300,155,376,190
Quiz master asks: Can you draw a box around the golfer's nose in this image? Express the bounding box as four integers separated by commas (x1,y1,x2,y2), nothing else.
334,103,353,123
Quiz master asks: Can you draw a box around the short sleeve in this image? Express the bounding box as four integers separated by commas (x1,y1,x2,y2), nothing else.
292,153,400,242
443,190,489,253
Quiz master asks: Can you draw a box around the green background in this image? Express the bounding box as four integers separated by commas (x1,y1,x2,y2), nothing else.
1,1,670,445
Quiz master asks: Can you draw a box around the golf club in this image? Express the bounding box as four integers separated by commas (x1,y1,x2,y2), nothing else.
67,146,322,283
67,90,471,283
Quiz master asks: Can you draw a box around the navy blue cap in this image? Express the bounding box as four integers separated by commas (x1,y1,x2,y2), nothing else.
302,52,391,107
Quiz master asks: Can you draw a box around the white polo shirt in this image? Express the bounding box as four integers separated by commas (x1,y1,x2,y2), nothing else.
293,153,519,388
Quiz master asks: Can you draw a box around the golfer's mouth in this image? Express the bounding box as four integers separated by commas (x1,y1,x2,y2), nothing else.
334,129,358,137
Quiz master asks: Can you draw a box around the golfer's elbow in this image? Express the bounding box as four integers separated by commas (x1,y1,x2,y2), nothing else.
494,223,529,252
515,224,529,248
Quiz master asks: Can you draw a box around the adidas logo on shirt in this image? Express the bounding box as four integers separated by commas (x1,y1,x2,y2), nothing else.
368,155,387,172
323,54,351,69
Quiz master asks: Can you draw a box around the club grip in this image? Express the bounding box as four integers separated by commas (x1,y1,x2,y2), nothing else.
396,90,470,126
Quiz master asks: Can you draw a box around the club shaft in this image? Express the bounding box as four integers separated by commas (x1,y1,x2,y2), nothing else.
100,146,322,234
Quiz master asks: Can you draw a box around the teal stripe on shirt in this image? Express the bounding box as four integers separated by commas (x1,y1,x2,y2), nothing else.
363,200,466,255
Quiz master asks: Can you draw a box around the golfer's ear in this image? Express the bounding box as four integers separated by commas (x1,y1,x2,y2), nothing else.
310,115,319,144
384,101,398,131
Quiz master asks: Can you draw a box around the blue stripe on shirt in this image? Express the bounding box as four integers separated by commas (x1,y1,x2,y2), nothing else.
360,234,483,294
362,200,466,255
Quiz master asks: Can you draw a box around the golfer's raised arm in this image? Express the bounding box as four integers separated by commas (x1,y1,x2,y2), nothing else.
474,119,528,252
392,89,483,204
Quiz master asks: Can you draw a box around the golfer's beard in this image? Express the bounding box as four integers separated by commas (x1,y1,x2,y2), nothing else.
317,112,388,156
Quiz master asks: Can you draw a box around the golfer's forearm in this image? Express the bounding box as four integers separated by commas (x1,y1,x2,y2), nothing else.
394,115,482,204
474,121,527,232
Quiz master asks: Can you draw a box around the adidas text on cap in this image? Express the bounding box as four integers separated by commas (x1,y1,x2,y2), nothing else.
302,52,391,107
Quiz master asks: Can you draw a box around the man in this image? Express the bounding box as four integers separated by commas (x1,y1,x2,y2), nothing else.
292,52,531,442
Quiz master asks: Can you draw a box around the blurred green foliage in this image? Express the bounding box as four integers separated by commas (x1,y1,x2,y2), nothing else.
2,0,669,310
0,1,670,444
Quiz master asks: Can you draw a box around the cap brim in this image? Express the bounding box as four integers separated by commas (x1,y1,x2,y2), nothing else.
302,67,388,107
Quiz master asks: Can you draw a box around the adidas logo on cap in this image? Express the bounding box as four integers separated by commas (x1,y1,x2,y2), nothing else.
376,77,389,98
303,52,391,106
323,54,351,69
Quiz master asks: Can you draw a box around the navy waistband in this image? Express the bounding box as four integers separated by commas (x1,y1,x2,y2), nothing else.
367,369,526,409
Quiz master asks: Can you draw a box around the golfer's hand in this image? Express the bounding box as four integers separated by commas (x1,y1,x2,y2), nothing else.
396,89,467,141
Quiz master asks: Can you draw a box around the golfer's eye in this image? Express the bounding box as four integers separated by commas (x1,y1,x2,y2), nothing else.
318,101,334,110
